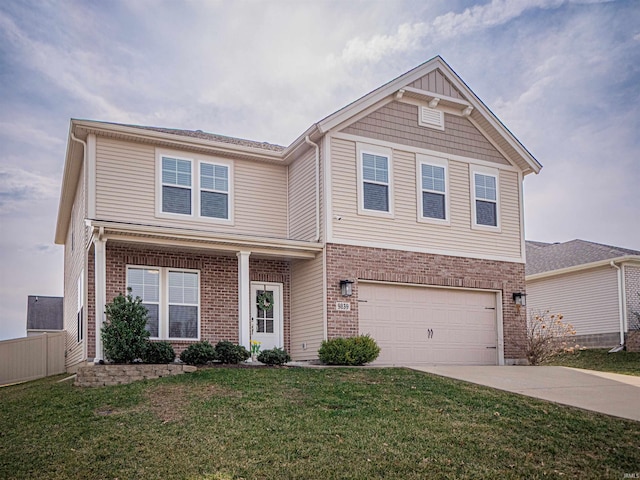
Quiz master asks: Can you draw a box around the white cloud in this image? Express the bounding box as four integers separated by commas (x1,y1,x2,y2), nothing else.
0,166,59,214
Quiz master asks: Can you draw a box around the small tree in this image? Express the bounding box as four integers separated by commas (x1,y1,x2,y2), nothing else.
102,291,150,363
525,311,578,365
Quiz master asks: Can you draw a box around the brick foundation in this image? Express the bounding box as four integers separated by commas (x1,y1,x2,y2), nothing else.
325,243,527,361
88,242,290,359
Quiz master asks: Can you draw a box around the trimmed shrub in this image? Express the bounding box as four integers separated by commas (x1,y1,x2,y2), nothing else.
215,340,250,364
179,341,217,365
257,347,291,366
102,292,150,363
318,335,381,366
142,341,176,364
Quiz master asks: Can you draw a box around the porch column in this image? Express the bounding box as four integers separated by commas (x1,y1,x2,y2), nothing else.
94,236,107,362
237,251,251,350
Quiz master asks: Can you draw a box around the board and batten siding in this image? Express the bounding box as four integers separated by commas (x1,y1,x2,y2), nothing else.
330,137,522,260
95,137,288,237
288,148,317,241
527,266,620,336
64,162,86,370
408,68,464,99
290,255,324,360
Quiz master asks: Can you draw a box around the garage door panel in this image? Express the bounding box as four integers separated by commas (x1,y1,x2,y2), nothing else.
359,283,498,365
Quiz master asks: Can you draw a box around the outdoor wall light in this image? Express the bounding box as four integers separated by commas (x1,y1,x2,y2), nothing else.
340,279,354,297
512,292,527,307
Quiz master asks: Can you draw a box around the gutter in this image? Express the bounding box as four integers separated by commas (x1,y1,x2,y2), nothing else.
610,261,626,346
304,136,321,242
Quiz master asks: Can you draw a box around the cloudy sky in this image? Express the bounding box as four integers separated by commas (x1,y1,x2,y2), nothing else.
0,0,638,340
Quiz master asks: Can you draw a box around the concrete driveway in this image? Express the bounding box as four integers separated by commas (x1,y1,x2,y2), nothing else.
409,366,640,422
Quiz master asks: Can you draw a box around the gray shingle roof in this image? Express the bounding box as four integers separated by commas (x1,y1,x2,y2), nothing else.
526,239,640,276
110,123,285,152
27,296,63,330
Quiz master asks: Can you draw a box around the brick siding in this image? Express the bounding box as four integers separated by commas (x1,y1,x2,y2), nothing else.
325,243,527,361
88,242,290,359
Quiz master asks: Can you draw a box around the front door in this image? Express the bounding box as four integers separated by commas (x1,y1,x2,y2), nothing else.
250,282,283,351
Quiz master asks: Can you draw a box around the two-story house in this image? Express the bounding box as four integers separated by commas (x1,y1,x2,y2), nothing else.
55,56,541,371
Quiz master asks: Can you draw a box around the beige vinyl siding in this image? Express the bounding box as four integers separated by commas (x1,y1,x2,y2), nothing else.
95,137,288,237
527,266,620,336
288,148,316,240
290,255,324,360
63,163,86,370
330,137,522,260
341,101,509,166
409,69,464,98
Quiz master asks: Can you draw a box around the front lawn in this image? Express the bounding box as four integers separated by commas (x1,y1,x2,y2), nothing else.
1,367,638,479
545,348,640,376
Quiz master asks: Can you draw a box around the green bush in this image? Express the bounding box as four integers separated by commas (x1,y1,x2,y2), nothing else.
102,292,151,363
142,341,176,364
257,347,291,366
215,340,250,364
318,335,381,366
179,341,217,365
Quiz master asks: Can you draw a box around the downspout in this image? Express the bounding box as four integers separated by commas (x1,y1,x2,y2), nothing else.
610,261,625,346
304,136,321,242
70,132,89,362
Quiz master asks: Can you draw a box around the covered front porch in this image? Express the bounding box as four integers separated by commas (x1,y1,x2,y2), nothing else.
86,221,322,362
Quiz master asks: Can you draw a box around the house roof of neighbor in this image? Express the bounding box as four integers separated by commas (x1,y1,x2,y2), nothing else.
27,295,64,331
526,239,640,276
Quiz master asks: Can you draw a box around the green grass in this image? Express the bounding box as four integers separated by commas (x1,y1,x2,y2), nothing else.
545,348,640,376
1,368,638,479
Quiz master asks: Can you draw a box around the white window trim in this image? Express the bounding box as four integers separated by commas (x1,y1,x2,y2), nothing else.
126,265,201,342
470,165,501,232
356,142,394,218
416,154,450,225
155,149,234,225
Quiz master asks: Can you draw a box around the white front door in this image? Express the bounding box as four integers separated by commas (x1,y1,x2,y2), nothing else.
250,282,283,351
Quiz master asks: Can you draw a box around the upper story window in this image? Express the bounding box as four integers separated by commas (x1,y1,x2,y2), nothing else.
200,163,229,219
127,266,199,341
161,156,192,215
357,143,393,217
417,155,448,223
157,150,233,224
472,167,499,229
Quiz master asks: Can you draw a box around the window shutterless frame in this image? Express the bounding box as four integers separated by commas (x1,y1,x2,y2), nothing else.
416,154,450,225
356,142,394,218
155,149,234,225
126,265,201,341
470,165,501,231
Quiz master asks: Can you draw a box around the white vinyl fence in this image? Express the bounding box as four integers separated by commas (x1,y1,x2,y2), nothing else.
0,332,66,386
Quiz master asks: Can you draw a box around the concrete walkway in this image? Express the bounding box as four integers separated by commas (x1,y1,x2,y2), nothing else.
408,366,640,422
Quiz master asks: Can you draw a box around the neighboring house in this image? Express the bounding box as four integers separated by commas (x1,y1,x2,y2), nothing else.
526,240,640,348
55,56,542,371
26,296,64,336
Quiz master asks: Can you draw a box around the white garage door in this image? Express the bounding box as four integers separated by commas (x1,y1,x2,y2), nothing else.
359,283,499,365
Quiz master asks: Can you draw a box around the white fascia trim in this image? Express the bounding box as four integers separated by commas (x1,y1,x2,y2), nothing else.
73,120,284,161
331,237,525,264
434,62,542,174
325,96,396,135
332,131,520,173
525,256,640,281
317,57,443,134
465,116,520,171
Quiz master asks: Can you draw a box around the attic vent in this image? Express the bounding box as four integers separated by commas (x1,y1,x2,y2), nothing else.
419,106,444,130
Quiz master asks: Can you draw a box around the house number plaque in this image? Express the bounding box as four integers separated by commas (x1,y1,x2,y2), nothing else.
335,302,351,311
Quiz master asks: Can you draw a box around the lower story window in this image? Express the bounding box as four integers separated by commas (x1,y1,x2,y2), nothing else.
127,266,199,340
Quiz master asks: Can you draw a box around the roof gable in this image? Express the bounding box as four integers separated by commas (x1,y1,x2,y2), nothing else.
315,55,542,175
526,239,640,276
